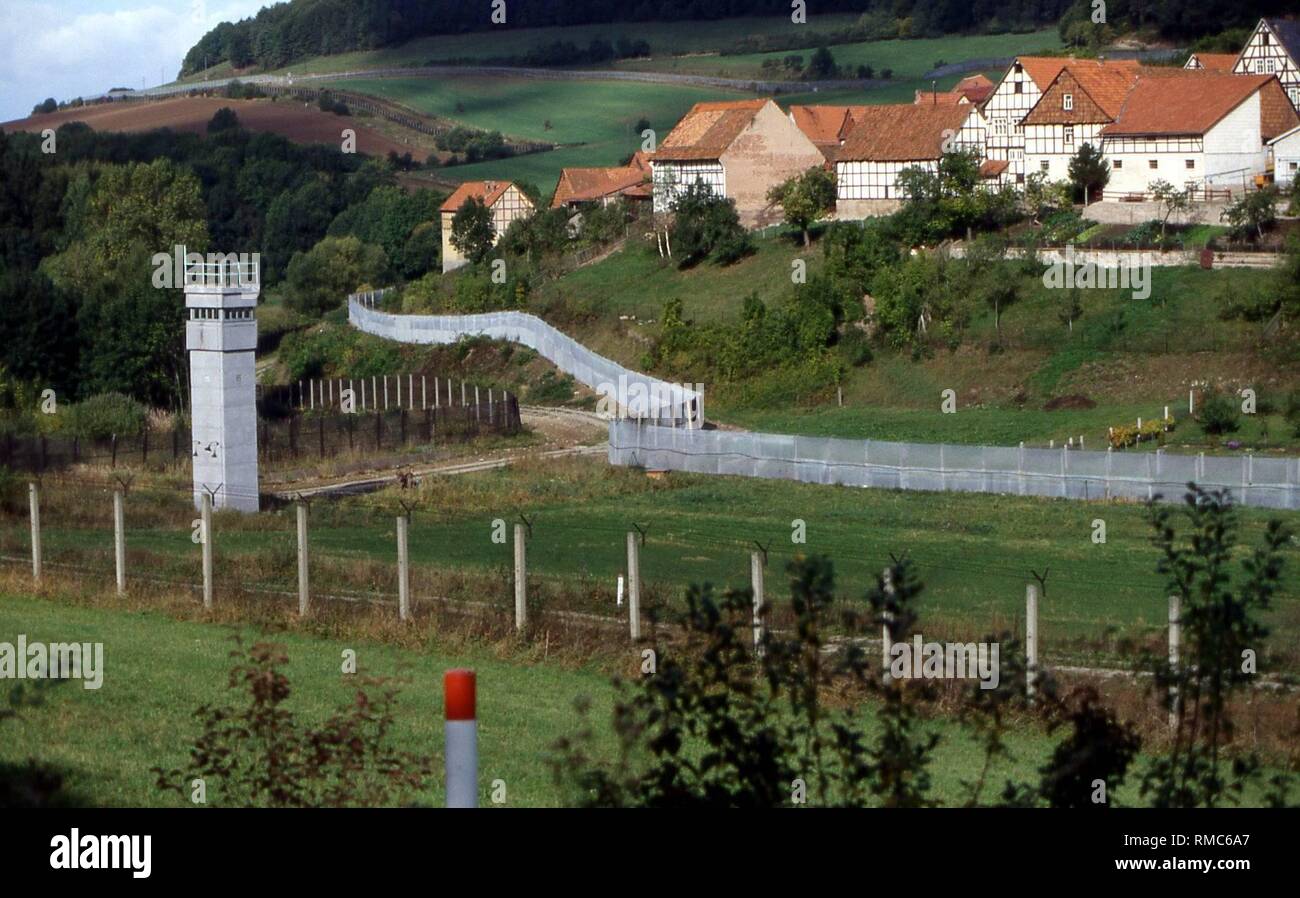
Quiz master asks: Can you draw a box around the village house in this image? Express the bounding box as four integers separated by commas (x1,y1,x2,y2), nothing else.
1021,60,1143,189
983,56,1082,184
551,151,653,210
834,102,990,219
1099,72,1299,199
650,98,824,227
439,180,535,273
1268,122,1300,186
913,73,996,106
1233,18,1300,113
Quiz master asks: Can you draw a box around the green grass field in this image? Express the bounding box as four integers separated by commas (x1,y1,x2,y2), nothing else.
1,592,1291,806
613,27,1062,80
5,455,1298,669
258,14,868,76
331,75,738,189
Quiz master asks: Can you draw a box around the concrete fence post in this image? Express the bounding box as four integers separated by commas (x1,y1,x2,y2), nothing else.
28,481,41,583
397,513,411,621
1168,594,1181,730
626,532,641,641
1026,582,1039,699
513,523,527,631
750,551,765,656
201,491,214,610
113,487,126,595
296,501,309,616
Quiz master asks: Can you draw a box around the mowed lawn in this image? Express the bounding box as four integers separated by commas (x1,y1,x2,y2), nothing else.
5,457,1299,665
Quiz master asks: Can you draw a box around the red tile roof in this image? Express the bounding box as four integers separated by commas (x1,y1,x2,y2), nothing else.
1022,61,1143,125
1185,52,1239,73
837,104,975,162
1016,56,1086,91
653,98,770,161
440,180,515,213
1102,73,1287,137
551,152,652,207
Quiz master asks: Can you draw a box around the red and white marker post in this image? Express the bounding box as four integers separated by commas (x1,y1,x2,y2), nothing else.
444,669,478,808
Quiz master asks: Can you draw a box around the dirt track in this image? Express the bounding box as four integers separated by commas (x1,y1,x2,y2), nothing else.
2,96,431,161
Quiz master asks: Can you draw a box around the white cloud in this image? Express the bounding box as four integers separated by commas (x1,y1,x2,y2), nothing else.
0,1,269,122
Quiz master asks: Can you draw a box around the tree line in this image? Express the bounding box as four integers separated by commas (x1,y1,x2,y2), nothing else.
0,113,445,413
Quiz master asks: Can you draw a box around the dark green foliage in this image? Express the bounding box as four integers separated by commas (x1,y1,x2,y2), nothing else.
328,185,443,279
154,641,434,807
1197,390,1241,436
450,197,495,265
893,150,1021,245
669,181,753,268
1142,488,1292,807
1067,142,1109,203
207,107,240,133
62,392,149,439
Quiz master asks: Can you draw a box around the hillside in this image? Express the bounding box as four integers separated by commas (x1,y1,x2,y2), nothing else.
2,96,431,162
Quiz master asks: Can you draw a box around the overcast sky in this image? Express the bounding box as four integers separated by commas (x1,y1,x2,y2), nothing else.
0,0,271,122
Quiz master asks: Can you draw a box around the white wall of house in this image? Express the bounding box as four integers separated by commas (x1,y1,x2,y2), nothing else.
651,161,725,213
983,60,1048,184
837,159,934,201
1270,127,1300,186
1101,93,1269,196
1025,122,1106,184
1202,92,1270,188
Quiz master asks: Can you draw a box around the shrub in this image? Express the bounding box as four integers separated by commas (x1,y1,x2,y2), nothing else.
1197,391,1240,436
62,393,148,440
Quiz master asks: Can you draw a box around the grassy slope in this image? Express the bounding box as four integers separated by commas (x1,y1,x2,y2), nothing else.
1,592,1290,806
260,14,867,76
330,75,738,190
614,27,1062,79
320,30,1062,188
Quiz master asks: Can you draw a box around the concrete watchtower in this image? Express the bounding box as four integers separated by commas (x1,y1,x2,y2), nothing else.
184,252,260,512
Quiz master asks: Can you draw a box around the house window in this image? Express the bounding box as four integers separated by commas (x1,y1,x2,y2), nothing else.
1113,159,1123,169
1266,59,1276,74
1149,159,1159,169
1040,160,1050,172
1014,82,1023,94
1063,93,1073,111
1063,126,1074,146
1263,32,1270,45
1289,162,1298,172
1290,88,1300,105
1185,159,1195,169
1016,173,1025,184
1255,60,1265,74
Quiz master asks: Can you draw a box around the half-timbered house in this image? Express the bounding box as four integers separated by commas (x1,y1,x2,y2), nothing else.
1233,18,1300,113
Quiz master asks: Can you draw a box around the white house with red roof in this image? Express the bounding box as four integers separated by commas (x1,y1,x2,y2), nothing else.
834,103,990,218
1100,72,1299,198
983,56,1081,184
439,180,535,273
